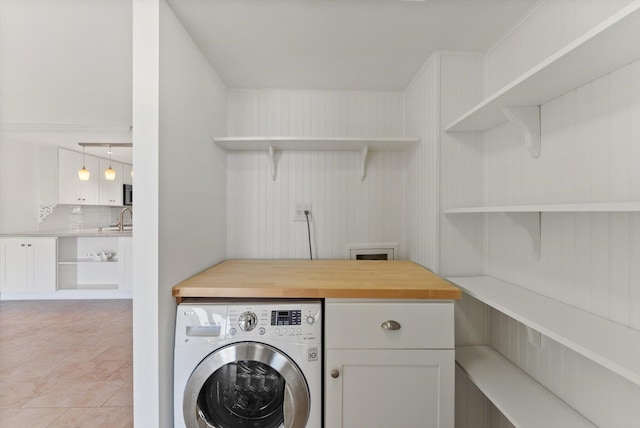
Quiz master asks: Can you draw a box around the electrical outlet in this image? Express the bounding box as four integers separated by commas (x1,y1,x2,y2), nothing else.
293,202,311,221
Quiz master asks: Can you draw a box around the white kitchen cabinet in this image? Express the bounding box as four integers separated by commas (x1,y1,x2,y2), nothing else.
325,301,455,428
123,163,133,185
0,238,57,293
99,158,123,206
58,148,99,205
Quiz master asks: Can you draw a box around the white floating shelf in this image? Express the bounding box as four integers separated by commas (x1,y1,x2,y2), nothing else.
446,2,640,133
214,136,418,151
448,276,640,386
214,136,419,181
58,258,119,264
456,346,596,428
444,201,640,214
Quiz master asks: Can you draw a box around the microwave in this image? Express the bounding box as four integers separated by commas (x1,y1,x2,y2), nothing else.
123,184,133,206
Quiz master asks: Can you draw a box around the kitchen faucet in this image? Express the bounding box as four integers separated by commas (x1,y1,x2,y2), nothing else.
118,207,133,232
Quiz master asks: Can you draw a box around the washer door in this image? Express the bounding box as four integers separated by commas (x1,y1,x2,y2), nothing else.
183,342,310,428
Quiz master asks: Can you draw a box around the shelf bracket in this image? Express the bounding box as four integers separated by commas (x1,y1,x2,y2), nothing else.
360,145,369,181
268,145,276,181
38,204,56,223
500,106,541,158
505,212,541,260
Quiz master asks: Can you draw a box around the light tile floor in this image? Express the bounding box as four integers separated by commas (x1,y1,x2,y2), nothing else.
0,300,133,428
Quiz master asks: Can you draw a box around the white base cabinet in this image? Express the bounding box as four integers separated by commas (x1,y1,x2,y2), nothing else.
325,300,455,428
1,236,132,300
0,238,57,293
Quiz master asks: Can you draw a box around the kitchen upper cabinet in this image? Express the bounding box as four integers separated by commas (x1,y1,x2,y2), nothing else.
0,238,57,293
123,163,133,185
58,148,99,205
99,158,123,206
325,301,455,427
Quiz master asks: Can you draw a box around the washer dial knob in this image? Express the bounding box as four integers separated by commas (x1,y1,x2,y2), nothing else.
238,311,258,331
306,316,315,325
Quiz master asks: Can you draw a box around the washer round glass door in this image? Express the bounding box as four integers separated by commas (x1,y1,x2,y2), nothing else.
183,342,310,428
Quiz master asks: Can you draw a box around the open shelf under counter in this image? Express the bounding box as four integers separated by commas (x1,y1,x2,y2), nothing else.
58,258,119,265
446,2,640,133
57,282,119,291
447,275,640,386
456,346,596,428
444,201,640,214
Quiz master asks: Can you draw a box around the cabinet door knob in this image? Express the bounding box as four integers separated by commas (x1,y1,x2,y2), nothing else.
21,243,26,247
27,244,32,247
381,320,401,331
331,369,340,379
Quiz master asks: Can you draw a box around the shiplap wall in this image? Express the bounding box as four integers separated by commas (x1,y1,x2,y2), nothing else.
482,60,640,428
450,3,640,427
403,57,439,271
485,0,634,94
226,90,407,259
428,53,491,428
438,53,485,277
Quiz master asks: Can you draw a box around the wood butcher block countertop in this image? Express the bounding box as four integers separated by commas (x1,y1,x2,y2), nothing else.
172,259,461,301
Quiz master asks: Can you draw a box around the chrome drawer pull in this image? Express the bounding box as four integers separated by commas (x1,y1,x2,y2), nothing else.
381,320,401,331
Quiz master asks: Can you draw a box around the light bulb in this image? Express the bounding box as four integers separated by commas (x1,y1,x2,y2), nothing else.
78,167,90,181
105,166,116,180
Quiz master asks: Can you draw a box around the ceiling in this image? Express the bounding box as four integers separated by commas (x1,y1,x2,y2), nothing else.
167,0,536,91
0,0,536,162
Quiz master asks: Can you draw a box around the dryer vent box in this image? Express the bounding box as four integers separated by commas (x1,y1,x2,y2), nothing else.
346,243,398,260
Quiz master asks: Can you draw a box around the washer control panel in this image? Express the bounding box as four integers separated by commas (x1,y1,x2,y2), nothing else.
228,302,321,343
177,301,321,345
271,309,301,326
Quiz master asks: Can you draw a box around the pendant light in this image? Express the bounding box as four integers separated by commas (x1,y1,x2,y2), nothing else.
78,145,90,180
104,145,116,180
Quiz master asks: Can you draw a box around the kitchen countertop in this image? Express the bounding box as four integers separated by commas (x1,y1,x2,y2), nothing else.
0,228,132,238
172,259,461,301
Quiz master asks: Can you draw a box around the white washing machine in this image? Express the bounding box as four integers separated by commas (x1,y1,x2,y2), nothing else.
174,300,322,428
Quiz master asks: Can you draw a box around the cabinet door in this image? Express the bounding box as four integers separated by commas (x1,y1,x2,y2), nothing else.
325,349,454,428
0,239,29,292
0,238,56,293
29,239,57,292
123,163,133,186
99,158,123,206
58,148,99,205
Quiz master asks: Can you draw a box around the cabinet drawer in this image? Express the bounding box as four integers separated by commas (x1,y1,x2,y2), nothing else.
325,302,453,349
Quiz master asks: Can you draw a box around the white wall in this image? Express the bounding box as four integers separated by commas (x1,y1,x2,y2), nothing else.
437,53,486,277
226,89,406,259
0,141,41,232
0,0,132,126
403,57,439,271
132,1,227,426
485,0,634,94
